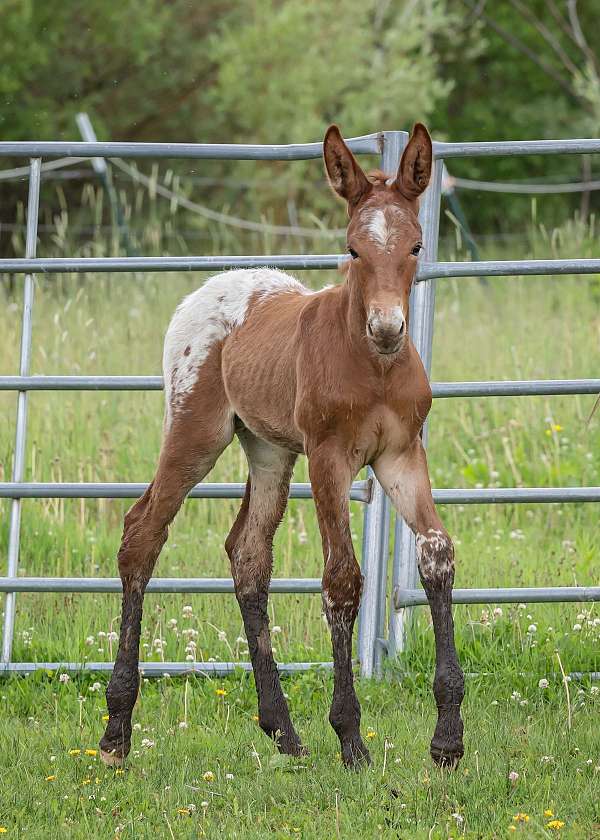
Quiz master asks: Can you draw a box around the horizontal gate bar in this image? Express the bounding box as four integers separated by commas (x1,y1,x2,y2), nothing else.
434,138,600,159
394,585,600,608
0,134,381,160
0,376,598,397
0,576,322,593
432,379,600,397
0,483,596,504
418,258,600,281
0,660,333,676
0,255,345,274
3,257,600,278
0,480,371,503
433,487,600,503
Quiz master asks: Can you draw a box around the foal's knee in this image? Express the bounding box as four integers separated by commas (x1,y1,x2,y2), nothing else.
322,558,363,624
416,528,455,589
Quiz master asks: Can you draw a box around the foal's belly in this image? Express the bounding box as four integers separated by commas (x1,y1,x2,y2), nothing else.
221,297,306,453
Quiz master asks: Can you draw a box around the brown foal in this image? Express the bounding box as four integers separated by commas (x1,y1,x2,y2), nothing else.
99,123,465,770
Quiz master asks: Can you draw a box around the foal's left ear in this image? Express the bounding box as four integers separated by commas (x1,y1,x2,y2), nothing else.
393,123,432,200
323,124,371,209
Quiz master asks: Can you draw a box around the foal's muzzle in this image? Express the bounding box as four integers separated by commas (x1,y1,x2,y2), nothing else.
367,308,406,355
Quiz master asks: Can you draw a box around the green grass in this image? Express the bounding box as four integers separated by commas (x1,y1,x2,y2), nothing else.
1,671,599,838
1,211,599,836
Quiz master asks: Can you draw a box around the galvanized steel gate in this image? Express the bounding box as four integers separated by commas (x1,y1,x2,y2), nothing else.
1,132,600,678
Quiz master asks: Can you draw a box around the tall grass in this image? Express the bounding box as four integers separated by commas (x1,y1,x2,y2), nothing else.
0,185,599,676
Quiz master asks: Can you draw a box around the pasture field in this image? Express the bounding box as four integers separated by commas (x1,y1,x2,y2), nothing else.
1,216,600,837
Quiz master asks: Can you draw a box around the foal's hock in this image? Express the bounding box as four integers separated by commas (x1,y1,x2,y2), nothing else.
99,123,465,770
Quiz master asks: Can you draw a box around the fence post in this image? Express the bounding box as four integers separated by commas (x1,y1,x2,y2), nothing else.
388,155,443,658
357,131,408,678
2,158,41,664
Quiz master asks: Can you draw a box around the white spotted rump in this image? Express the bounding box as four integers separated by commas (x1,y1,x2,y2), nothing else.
163,268,309,428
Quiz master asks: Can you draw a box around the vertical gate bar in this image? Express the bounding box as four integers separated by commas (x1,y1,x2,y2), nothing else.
388,156,443,658
358,131,408,678
2,158,41,664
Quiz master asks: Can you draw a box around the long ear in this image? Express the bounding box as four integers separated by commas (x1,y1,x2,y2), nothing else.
393,123,432,200
323,124,371,208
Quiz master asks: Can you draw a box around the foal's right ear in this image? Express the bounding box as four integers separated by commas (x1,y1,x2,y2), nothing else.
323,125,371,209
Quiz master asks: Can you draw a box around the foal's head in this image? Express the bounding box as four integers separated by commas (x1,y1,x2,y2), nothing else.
323,123,432,356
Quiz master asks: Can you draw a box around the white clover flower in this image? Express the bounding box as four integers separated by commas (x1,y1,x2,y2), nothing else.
538,678,549,689
271,626,282,634
225,773,234,780
85,636,95,646
107,631,118,643
508,770,519,782
493,607,503,618
133,723,142,731
527,624,537,634
167,618,177,629
140,738,155,749
217,630,227,641
89,682,102,693
573,623,582,632
179,721,188,729
59,673,70,684
182,605,193,618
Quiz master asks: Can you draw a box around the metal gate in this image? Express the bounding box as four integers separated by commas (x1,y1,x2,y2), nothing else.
1,131,600,678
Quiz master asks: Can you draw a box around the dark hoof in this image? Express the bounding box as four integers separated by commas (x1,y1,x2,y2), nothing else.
430,705,464,769
276,733,309,757
99,730,130,767
430,742,463,769
341,737,371,769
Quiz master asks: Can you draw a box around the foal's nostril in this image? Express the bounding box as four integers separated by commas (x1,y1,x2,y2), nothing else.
367,322,374,337
398,321,406,337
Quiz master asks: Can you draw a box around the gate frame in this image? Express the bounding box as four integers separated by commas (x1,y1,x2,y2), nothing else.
0,131,600,678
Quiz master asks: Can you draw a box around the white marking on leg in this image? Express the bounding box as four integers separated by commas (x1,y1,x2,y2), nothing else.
416,528,454,582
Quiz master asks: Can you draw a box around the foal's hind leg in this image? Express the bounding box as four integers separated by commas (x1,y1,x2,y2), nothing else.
100,350,234,766
374,440,465,768
225,430,304,756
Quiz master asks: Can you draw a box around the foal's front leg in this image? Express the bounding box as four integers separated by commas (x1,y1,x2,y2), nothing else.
374,440,464,767
308,441,370,768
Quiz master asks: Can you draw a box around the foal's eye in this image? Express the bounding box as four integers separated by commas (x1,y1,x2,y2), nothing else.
347,247,359,260
411,243,423,256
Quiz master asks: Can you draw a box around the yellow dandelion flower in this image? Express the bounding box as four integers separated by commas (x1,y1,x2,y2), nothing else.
68,749,81,756
553,424,563,432
545,429,552,437
0,828,7,834
366,730,376,739
215,688,227,696
82,778,91,786
45,774,56,781
95,777,101,785
546,821,565,830
544,810,554,818
177,808,191,816
508,827,516,833
513,813,529,823
203,771,215,782
252,714,259,721
84,749,97,757
114,768,125,776
102,714,109,721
